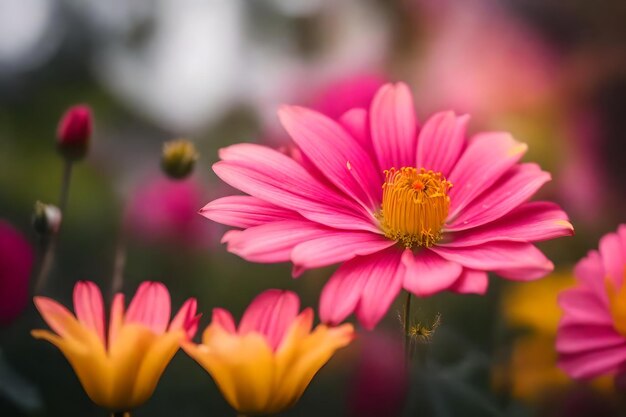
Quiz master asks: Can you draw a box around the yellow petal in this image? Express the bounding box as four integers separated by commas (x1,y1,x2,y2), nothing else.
107,324,157,410
271,323,354,412
130,330,184,406
32,329,111,407
185,326,274,414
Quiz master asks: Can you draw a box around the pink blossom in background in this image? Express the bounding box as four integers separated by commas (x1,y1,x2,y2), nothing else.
347,332,408,417
557,225,626,380
201,82,573,329
57,104,93,147
125,176,215,248
411,0,559,119
0,220,34,326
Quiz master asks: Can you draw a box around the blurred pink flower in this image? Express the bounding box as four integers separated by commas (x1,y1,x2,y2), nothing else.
202,82,573,329
412,0,559,119
557,225,626,380
0,220,33,326
56,104,93,159
347,332,408,417
125,176,214,248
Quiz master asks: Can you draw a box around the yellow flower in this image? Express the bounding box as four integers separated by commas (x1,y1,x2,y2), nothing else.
183,289,354,415
32,281,199,413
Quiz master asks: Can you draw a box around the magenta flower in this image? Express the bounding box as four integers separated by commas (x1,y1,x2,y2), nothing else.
557,225,626,380
0,220,34,326
201,82,573,329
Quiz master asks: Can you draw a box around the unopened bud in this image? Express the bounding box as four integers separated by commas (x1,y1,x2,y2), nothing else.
161,139,198,180
32,201,62,236
57,104,93,160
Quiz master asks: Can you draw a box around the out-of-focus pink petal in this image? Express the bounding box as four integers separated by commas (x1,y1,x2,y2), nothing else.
199,196,301,229
559,345,626,380
214,144,378,233
73,281,105,344
402,249,462,296
370,83,418,171
443,202,573,247
222,220,331,263
239,290,300,351
33,297,81,340
557,323,624,354
339,108,371,152
311,73,386,120
320,247,404,330
447,163,551,231
433,242,553,280
279,106,382,211
448,132,527,219
125,282,171,334
574,250,607,303
0,221,33,325
599,231,626,287
558,288,612,326
291,231,395,271
416,111,468,177
212,308,236,333
170,298,200,340
448,269,489,294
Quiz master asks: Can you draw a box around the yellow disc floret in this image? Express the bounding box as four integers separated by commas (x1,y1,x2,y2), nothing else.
378,167,452,248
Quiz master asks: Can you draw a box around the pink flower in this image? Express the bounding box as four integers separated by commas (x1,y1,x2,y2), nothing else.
32,281,200,411
201,82,573,329
56,104,93,159
125,176,214,248
556,225,626,380
0,220,34,326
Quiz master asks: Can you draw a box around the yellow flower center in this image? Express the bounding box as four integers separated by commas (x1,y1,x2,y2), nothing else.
606,275,626,337
378,167,452,248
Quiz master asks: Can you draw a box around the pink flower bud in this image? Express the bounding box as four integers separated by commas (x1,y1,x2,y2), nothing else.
56,104,93,159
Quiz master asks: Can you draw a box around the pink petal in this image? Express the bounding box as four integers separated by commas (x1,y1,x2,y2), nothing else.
402,249,462,296
416,111,468,177
214,144,378,233
447,163,551,231
449,269,489,294
559,344,626,380
319,247,404,330
279,106,382,211
199,196,301,228
558,287,612,326
222,220,331,263
448,132,527,219
370,83,418,171
211,308,236,333
557,323,624,354
339,108,372,152
170,298,200,340
239,289,300,351
291,231,395,271
432,242,553,281
599,231,626,287
73,281,105,345
125,282,171,334
442,202,574,247
108,293,124,347
574,251,608,304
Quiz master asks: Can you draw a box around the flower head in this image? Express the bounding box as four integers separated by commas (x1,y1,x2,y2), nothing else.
56,104,93,160
557,225,626,380
0,220,33,326
161,139,199,180
183,289,353,416
201,82,573,329
32,201,62,236
32,281,199,412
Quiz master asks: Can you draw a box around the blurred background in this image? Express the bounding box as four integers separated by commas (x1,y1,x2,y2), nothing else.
0,0,625,416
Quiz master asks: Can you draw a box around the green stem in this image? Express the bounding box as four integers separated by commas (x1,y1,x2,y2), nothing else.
404,291,412,364
33,159,74,294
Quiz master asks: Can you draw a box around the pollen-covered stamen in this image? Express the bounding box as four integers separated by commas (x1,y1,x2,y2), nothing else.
378,167,452,248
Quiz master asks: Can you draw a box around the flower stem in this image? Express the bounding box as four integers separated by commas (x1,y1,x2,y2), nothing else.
111,412,129,417
404,291,412,364
110,231,127,298
33,159,74,293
